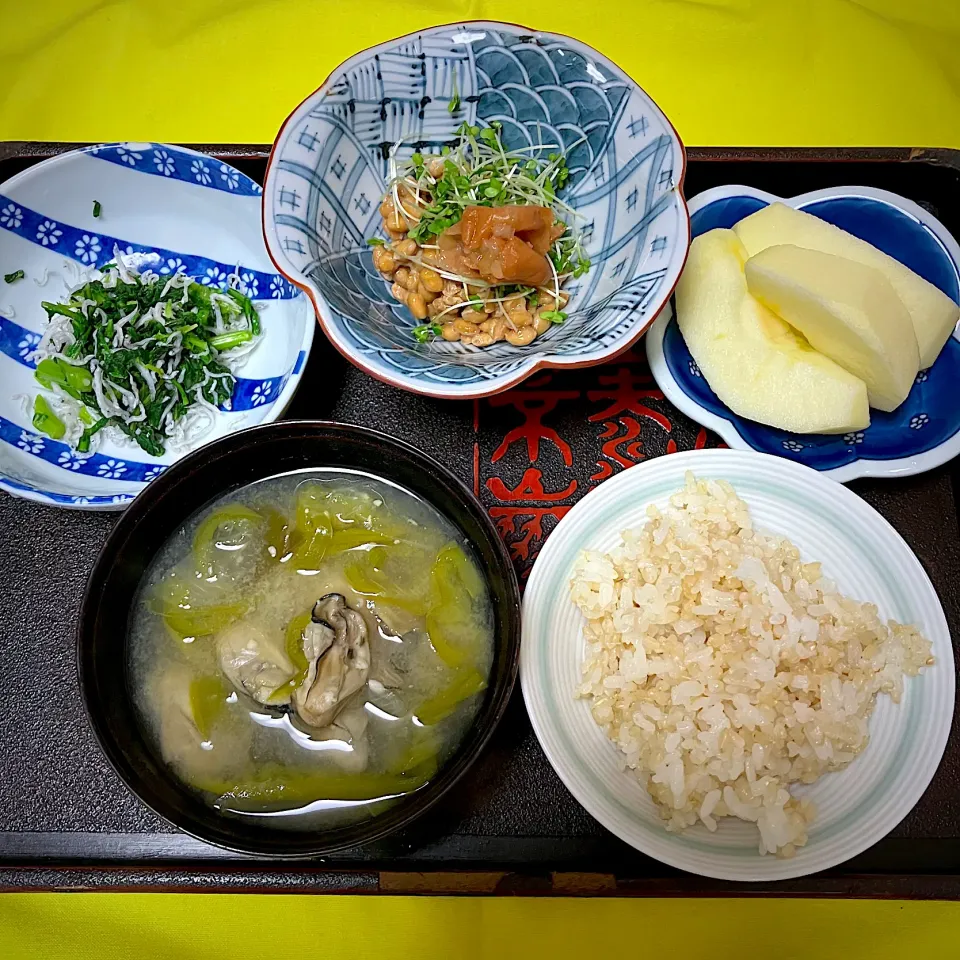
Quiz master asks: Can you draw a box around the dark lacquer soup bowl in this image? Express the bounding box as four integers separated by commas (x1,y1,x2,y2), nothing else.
77,420,521,857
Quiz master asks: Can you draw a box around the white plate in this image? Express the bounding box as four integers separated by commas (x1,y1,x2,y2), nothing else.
521,448,953,881
0,143,315,510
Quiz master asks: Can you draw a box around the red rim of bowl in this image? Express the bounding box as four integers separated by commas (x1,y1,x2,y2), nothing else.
261,20,691,400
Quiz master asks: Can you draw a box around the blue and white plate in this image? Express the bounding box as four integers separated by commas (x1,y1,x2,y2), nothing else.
646,185,960,481
0,143,315,510
264,21,688,399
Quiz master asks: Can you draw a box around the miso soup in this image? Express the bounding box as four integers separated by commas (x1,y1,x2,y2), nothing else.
128,470,494,829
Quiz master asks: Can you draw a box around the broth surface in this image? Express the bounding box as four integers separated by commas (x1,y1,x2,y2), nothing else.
128,470,493,829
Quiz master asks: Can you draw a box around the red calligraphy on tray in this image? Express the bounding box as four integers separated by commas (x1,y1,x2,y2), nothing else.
487,469,574,564
476,349,722,583
487,380,579,466
587,364,670,481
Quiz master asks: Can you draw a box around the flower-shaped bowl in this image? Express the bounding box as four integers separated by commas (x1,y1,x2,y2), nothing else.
264,22,688,399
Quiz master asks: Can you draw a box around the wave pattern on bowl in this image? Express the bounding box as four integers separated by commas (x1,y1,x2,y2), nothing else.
264,23,688,396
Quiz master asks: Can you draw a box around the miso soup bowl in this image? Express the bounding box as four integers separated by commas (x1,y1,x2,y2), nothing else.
77,420,521,858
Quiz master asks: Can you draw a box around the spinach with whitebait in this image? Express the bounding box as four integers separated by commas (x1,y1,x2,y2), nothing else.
32,259,261,455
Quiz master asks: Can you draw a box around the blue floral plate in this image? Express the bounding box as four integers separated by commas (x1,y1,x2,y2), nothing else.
646,185,960,481
0,143,315,510
263,22,688,399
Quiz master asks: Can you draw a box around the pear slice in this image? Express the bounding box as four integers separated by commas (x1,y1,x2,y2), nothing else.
675,229,869,434
733,202,959,368
745,245,919,412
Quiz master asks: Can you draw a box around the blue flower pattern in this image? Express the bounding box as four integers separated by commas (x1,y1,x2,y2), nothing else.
17,331,40,361
75,233,102,264
58,450,91,471
0,194,298,300
17,430,44,455
219,164,240,191
36,219,61,246
250,382,272,406
202,266,229,289
96,459,128,479
191,160,212,185
115,146,142,166
238,272,259,298
88,144,262,197
0,203,22,229
159,257,185,275
153,150,176,176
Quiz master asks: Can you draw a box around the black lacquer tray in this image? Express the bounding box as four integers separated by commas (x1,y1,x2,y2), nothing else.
1,142,959,897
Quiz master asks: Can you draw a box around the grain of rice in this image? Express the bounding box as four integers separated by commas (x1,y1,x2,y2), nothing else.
571,472,933,856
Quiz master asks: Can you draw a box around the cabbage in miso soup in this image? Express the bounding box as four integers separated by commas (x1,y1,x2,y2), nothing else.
128,471,493,828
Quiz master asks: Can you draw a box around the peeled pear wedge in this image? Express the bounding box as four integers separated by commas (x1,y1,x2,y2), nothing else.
675,229,870,434
733,202,959,368
745,245,919,412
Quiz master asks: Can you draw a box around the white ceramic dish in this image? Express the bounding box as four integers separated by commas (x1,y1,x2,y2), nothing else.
521,448,953,881
646,185,960,482
0,143,315,510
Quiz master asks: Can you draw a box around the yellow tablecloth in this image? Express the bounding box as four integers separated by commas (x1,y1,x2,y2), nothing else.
3,1,960,955
1,0,959,148
3,894,960,959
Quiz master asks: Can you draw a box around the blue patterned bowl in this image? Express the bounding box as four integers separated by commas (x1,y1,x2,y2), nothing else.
263,22,688,398
646,185,960,481
0,143,315,510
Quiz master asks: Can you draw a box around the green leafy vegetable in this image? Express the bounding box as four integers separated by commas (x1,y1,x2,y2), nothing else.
200,764,431,811
32,395,65,440
189,676,230,739
92,200,102,218
291,485,333,570
366,237,385,246
77,417,108,453
151,575,249,639
415,668,487,725
449,71,461,114
192,504,263,559
4,270,24,283
424,543,486,667
31,261,261,456
412,323,442,343
35,357,94,398
540,310,567,324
